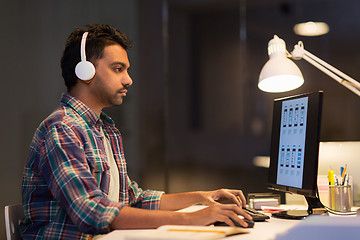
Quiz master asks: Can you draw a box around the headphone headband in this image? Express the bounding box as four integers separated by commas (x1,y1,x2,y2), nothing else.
80,32,89,62
75,31,96,80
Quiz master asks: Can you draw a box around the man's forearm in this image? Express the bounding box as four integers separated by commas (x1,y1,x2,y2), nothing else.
159,192,204,211
158,189,246,211
110,206,189,229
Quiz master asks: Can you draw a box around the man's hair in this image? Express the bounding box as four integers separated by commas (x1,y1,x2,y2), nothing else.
61,24,133,91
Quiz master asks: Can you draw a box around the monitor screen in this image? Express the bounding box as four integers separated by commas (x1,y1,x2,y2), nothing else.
268,91,323,218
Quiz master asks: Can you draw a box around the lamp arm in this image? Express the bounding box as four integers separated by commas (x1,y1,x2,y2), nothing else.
291,42,360,97
302,51,360,97
303,55,360,97
303,49,360,89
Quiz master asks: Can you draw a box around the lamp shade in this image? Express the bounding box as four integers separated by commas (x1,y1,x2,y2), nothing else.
258,36,304,93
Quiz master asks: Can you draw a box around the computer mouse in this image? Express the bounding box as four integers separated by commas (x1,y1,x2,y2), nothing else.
214,218,255,228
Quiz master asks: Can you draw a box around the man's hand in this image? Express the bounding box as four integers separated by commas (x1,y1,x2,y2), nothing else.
159,189,247,211
185,203,252,228
198,189,247,208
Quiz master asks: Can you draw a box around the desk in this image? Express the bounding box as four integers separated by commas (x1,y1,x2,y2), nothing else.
99,217,300,240
99,205,303,240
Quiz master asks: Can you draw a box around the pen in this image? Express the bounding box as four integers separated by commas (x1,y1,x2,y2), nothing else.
342,164,347,179
342,164,347,185
340,166,344,178
328,169,332,185
330,170,335,185
343,173,349,186
333,174,339,186
168,229,227,234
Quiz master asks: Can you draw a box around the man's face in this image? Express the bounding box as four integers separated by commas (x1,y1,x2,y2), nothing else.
90,44,132,108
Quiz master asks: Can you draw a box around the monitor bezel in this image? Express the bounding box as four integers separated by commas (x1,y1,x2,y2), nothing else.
268,91,323,198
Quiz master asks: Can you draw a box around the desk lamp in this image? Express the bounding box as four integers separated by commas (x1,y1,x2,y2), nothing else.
258,35,360,96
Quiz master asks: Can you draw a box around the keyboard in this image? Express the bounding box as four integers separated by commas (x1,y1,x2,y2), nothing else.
243,207,270,221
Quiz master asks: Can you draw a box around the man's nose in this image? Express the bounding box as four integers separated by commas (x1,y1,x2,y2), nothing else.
124,72,133,87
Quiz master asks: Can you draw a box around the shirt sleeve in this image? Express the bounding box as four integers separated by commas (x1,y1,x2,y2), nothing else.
41,123,123,234
127,176,164,209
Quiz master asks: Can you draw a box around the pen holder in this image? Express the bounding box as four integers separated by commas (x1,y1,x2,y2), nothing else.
329,185,352,212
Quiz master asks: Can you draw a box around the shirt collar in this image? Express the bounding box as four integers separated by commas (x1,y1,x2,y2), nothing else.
60,93,115,128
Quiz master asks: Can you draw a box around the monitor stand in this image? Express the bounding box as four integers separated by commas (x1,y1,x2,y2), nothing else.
272,196,325,220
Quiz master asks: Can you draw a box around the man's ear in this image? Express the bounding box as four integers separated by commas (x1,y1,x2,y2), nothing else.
77,77,93,85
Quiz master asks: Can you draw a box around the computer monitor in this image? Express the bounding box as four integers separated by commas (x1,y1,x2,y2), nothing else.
268,91,324,219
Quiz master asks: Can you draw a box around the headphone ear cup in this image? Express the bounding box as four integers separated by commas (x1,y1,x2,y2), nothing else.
75,61,96,80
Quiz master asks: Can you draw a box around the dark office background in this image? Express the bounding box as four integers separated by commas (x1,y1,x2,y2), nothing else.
1,0,360,238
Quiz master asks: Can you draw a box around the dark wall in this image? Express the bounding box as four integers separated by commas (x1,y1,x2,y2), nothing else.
0,1,139,238
146,0,360,197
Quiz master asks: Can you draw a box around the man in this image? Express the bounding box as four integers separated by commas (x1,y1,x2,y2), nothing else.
20,24,252,239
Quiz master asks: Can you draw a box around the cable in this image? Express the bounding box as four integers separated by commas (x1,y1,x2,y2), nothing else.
323,205,359,215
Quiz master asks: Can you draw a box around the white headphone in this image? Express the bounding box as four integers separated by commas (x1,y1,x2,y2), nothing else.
75,32,96,80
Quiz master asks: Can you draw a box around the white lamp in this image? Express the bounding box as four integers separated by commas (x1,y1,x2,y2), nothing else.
258,35,360,97
258,36,304,92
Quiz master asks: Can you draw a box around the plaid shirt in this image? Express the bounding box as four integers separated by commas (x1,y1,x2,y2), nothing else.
20,93,164,239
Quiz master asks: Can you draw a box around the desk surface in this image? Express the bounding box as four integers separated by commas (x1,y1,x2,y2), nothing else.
100,217,300,240
99,205,303,240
